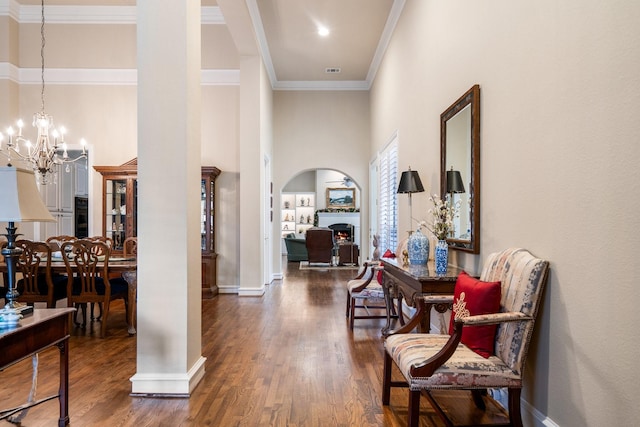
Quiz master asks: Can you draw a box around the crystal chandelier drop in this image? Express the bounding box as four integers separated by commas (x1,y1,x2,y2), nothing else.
0,0,86,185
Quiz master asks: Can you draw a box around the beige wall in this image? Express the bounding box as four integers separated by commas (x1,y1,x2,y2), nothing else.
201,84,239,289
371,0,640,425
272,90,371,272
19,23,136,68
1,11,242,291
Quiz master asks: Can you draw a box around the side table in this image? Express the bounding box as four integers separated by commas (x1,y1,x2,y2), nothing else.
338,243,359,265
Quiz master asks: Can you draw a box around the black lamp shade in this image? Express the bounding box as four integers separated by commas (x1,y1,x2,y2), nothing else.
397,170,425,194
446,170,465,193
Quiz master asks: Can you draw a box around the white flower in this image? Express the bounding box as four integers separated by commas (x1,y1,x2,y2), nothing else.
422,194,460,240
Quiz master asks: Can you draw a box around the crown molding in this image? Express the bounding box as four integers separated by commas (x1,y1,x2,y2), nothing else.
0,64,239,86
366,0,406,85
0,62,19,82
0,2,223,25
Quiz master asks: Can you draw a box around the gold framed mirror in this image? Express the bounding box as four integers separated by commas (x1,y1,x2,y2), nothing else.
440,84,480,253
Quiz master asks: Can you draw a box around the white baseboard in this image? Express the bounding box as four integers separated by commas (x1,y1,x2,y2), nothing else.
130,356,206,396
522,399,559,427
237,287,265,297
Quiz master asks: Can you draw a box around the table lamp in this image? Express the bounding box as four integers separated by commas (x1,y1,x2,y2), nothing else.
397,167,424,232
0,166,55,315
446,168,465,205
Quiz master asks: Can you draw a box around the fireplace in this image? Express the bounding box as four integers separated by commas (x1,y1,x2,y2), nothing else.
317,212,360,246
328,223,354,243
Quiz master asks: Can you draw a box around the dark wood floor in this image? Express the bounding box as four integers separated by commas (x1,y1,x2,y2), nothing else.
0,260,508,426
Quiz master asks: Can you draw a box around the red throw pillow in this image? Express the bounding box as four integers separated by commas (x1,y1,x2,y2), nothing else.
382,249,396,258
448,271,501,358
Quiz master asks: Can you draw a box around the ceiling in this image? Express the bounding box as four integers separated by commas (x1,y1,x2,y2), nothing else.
13,0,405,90
251,0,403,90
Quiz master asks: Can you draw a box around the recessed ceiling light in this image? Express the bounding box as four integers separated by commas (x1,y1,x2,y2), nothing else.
318,26,329,37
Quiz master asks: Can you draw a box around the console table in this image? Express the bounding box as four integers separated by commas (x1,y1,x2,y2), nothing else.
381,258,463,335
0,308,75,426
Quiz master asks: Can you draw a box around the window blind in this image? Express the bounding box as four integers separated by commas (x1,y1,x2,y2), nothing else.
378,138,398,255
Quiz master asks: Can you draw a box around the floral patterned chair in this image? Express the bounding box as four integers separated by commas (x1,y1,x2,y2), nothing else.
382,248,549,427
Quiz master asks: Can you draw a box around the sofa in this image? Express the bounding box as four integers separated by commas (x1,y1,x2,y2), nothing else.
283,233,308,262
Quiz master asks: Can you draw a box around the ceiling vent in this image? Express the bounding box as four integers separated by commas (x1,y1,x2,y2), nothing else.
325,67,341,74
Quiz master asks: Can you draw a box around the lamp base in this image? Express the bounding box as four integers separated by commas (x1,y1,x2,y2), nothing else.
1,222,23,310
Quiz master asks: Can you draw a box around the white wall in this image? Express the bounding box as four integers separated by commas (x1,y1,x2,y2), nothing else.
371,0,640,425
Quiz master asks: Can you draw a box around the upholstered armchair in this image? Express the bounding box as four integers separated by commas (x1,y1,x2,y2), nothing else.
304,227,336,264
283,233,308,262
382,248,550,427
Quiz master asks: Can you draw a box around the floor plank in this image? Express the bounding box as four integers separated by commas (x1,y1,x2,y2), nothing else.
0,259,508,426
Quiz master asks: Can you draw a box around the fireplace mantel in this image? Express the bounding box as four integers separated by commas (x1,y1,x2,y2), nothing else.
317,212,360,246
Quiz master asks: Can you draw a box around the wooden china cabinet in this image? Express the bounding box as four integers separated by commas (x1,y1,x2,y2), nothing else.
94,158,138,255
94,159,221,298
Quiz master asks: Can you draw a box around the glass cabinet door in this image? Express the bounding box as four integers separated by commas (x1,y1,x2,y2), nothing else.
132,178,138,240
201,179,207,251
201,176,214,253
106,178,127,250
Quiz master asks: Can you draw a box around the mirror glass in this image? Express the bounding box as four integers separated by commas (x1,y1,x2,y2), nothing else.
440,85,480,253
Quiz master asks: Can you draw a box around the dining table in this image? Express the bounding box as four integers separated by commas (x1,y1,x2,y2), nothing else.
0,257,138,335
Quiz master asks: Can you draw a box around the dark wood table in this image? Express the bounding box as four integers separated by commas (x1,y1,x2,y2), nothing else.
381,258,463,335
0,308,75,426
338,243,359,265
1,259,137,335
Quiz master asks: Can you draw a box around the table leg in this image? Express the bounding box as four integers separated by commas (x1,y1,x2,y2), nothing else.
57,338,70,427
421,303,433,333
122,271,137,335
381,279,393,336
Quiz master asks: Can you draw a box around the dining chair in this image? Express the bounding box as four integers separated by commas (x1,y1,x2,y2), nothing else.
15,239,68,308
346,261,399,330
81,236,115,320
45,235,78,252
83,235,114,250
61,239,129,338
382,248,549,427
123,237,137,258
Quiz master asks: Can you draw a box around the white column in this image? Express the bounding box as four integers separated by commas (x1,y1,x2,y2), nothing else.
237,55,265,296
131,0,204,395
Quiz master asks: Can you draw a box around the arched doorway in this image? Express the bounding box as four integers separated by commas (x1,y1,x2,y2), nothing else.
279,169,363,269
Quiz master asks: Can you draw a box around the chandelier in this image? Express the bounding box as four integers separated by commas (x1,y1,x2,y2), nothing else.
0,0,86,185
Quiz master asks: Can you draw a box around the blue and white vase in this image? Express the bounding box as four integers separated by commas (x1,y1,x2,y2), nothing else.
408,228,429,265
435,239,449,275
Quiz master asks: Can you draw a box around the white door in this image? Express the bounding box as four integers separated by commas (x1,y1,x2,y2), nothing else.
263,156,272,285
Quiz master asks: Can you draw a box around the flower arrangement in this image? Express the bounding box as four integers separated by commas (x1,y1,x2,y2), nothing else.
418,194,460,240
